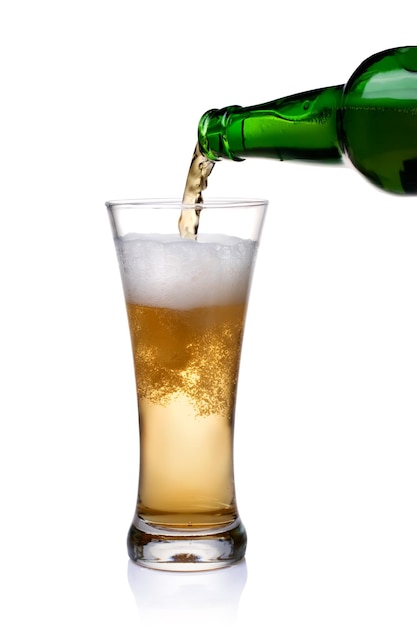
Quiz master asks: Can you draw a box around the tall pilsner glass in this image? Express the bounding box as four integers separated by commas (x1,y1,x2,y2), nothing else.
106,198,268,571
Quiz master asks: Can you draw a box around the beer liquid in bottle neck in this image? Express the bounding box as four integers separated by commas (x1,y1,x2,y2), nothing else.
198,46,417,195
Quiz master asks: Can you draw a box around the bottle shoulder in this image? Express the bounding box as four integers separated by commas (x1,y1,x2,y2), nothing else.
341,47,417,194
344,46,417,103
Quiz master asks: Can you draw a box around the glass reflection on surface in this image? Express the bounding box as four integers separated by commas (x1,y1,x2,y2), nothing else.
127,558,248,625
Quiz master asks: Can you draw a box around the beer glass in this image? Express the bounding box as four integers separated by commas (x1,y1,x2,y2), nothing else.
106,198,267,571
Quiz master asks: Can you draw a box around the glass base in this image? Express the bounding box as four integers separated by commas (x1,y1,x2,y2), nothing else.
127,516,247,571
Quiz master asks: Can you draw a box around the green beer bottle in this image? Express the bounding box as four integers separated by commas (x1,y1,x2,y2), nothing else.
198,46,417,195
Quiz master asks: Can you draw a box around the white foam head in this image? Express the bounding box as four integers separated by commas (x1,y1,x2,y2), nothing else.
115,233,257,308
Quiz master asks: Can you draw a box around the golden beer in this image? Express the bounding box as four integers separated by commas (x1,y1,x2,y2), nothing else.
127,302,246,528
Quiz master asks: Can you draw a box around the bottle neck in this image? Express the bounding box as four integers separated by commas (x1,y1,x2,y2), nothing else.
198,85,345,164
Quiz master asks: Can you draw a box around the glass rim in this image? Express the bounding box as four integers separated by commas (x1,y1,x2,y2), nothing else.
105,197,268,210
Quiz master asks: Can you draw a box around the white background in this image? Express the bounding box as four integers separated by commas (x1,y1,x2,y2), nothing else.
1,1,417,624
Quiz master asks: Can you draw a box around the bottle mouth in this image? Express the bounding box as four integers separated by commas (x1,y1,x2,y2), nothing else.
198,106,244,162
198,109,221,161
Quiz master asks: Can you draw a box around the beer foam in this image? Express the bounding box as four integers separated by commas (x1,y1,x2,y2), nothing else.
116,233,257,308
